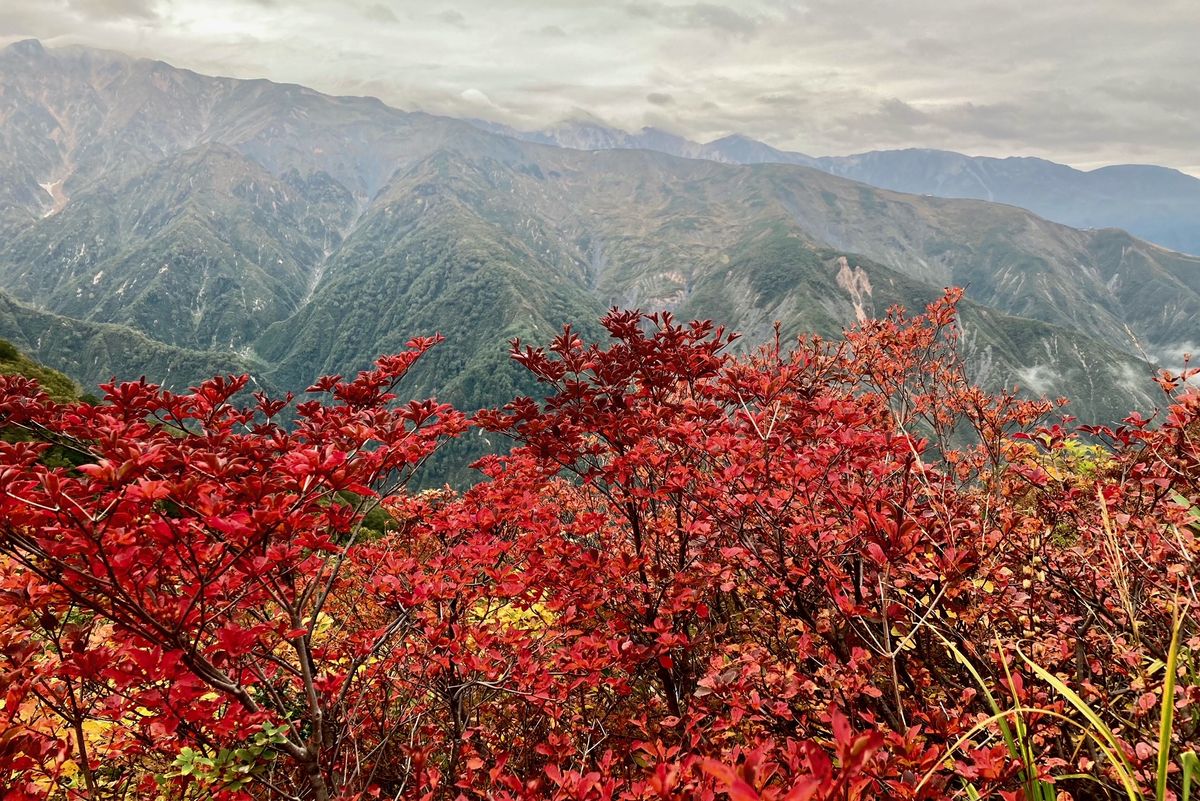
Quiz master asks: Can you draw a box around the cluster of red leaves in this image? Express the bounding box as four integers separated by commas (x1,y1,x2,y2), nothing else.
0,293,1195,801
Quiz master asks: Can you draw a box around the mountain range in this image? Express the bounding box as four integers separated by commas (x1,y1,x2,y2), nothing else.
0,38,1196,481
473,118,1200,258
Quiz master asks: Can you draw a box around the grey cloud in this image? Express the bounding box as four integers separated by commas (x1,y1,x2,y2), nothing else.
362,4,397,24
936,102,1038,142
627,2,762,39
3,0,1198,173
902,36,960,62
753,92,807,109
66,0,159,20
1101,79,1199,111
680,3,760,38
875,98,929,128
437,9,467,28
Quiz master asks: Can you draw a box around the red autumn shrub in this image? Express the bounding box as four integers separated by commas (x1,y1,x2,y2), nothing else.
0,292,1195,800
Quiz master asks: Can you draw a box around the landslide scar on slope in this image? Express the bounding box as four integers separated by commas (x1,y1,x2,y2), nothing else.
835,256,872,322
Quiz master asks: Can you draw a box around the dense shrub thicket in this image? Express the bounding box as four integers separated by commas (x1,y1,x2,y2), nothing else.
0,291,1196,800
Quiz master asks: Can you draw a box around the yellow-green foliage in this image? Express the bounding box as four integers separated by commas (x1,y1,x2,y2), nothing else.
0,338,79,402
1,339,84,467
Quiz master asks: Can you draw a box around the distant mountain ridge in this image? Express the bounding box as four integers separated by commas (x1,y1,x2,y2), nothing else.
0,39,1195,472
472,119,1200,257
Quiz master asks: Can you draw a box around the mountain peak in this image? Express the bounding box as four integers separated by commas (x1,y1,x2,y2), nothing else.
2,38,47,58
708,133,756,145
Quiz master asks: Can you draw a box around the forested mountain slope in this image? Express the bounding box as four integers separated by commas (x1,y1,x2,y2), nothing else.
0,39,1192,437
481,118,1200,256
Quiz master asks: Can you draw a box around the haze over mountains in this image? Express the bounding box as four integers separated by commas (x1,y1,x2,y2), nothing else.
473,118,1200,257
0,38,1197,455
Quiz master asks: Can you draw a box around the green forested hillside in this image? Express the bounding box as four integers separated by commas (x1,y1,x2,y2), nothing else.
0,290,276,395
481,118,1200,257
0,39,1192,470
0,336,78,401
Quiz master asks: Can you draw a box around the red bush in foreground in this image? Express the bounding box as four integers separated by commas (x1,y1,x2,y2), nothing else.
0,292,1196,800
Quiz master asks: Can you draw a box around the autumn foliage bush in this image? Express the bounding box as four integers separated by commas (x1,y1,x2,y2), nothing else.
0,291,1196,800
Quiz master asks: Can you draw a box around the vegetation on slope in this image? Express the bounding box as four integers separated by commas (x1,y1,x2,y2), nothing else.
0,290,277,396
1,295,1196,800
2,41,1196,433
0,338,77,401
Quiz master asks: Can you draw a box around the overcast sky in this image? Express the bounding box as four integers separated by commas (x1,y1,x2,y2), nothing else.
3,0,1199,173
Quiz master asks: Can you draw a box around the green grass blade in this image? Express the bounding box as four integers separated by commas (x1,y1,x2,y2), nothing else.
933,631,1021,758
999,637,1053,798
1018,644,1142,800
914,707,1139,799
1182,751,1197,801
1156,611,1184,801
